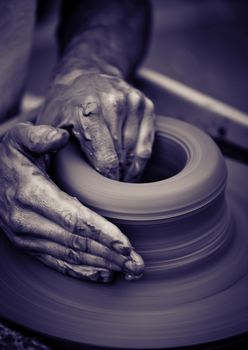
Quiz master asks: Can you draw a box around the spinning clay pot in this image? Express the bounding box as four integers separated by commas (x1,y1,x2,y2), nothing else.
52,116,248,345
55,117,230,279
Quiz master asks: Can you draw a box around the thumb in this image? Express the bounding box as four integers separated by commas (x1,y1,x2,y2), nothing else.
8,122,69,154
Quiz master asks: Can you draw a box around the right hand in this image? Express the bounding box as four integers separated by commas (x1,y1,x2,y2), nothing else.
37,71,155,182
0,122,144,283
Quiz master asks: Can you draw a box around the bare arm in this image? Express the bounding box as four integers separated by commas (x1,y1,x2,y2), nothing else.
37,0,155,181
57,0,151,79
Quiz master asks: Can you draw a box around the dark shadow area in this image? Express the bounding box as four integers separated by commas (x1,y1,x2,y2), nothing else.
140,133,188,183
215,138,248,165
1,316,248,350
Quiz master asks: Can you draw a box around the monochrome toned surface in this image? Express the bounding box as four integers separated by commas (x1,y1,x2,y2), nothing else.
0,0,248,349
1,117,248,348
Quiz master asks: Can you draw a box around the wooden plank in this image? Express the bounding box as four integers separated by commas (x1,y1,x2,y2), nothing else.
140,68,248,150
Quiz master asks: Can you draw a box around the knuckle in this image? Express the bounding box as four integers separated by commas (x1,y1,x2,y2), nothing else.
137,147,152,159
65,247,80,264
87,224,102,242
61,210,78,232
136,137,153,159
83,237,90,253
145,97,155,114
16,184,34,205
128,90,142,108
69,234,82,250
107,92,125,109
55,258,67,273
9,208,23,232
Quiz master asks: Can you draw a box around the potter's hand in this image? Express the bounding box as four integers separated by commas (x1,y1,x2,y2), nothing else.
0,123,144,282
37,72,155,182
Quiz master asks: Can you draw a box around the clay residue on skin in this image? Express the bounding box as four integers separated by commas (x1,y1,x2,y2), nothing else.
54,69,84,86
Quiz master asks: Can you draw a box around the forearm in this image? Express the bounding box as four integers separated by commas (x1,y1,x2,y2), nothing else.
37,0,154,182
55,0,151,80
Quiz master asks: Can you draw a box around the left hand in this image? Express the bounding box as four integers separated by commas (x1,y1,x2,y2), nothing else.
0,122,144,283
37,71,155,182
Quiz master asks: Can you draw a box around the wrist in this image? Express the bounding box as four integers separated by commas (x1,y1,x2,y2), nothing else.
53,61,123,87
54,27,128,84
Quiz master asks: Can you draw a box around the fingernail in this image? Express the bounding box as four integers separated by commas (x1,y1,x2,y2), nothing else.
45,130,59,142
112,240,131,256
123,259,135,274
99,270,113,283
89,271,100,282
123,259,145,275
59,129,69,139
125,273,144,281
90,270,113,283
106,167,119,181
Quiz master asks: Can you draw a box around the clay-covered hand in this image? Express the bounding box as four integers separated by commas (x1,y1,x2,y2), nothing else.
0,123,144,282
37,72,155,181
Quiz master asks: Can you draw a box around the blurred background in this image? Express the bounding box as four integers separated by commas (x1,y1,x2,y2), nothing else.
27,0,248,114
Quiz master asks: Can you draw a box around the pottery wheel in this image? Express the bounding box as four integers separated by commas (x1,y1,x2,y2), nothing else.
0,127,248,348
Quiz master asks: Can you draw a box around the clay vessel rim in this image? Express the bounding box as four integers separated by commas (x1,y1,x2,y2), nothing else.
54,116,227,220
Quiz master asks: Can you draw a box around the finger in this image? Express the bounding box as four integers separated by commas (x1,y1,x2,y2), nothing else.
124,98,155,182
14,236,121,272
16,235,144,276
11,209,141,273
125,249,145,276
8,123,69,154
122,90,144,168
32,253,114,283
73,101,119,180
15,181,133,256
100,91,127,162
